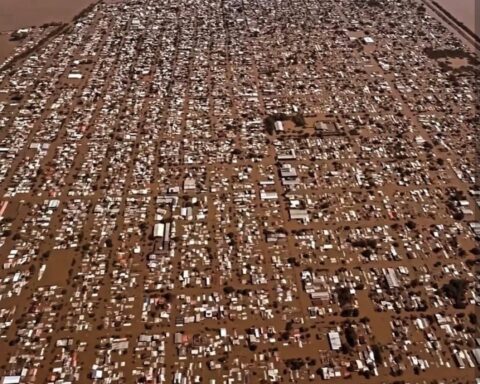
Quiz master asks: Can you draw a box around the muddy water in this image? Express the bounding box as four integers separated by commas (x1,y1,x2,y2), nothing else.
434,0,477,33
0,33,16,62
0,0,96,31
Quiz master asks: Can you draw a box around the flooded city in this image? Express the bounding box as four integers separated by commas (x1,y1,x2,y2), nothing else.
0,0,478,383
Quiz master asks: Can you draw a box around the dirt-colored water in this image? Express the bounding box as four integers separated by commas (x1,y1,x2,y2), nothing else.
0,33,16,62
0,0,96,31
434,0,477,33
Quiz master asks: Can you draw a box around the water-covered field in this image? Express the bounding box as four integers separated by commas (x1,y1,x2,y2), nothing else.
0,0,95,31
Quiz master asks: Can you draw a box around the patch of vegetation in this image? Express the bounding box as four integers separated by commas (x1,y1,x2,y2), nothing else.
337,287,353,307
264,112,306,134
424,47,479,67
285,358,305,370
372,344,383,364
223,286,235,295
441,278,469,308
73,1,100,22
291,114,306,127
344,324,358,347
366,0,381,7
351,238,377,249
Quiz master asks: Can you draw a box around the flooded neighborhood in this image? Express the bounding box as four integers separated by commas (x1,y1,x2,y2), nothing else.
0,0,478,383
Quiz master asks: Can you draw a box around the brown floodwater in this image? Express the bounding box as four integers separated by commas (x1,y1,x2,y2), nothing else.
0,0,96,31
434,0,477,33
0,33,16,62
